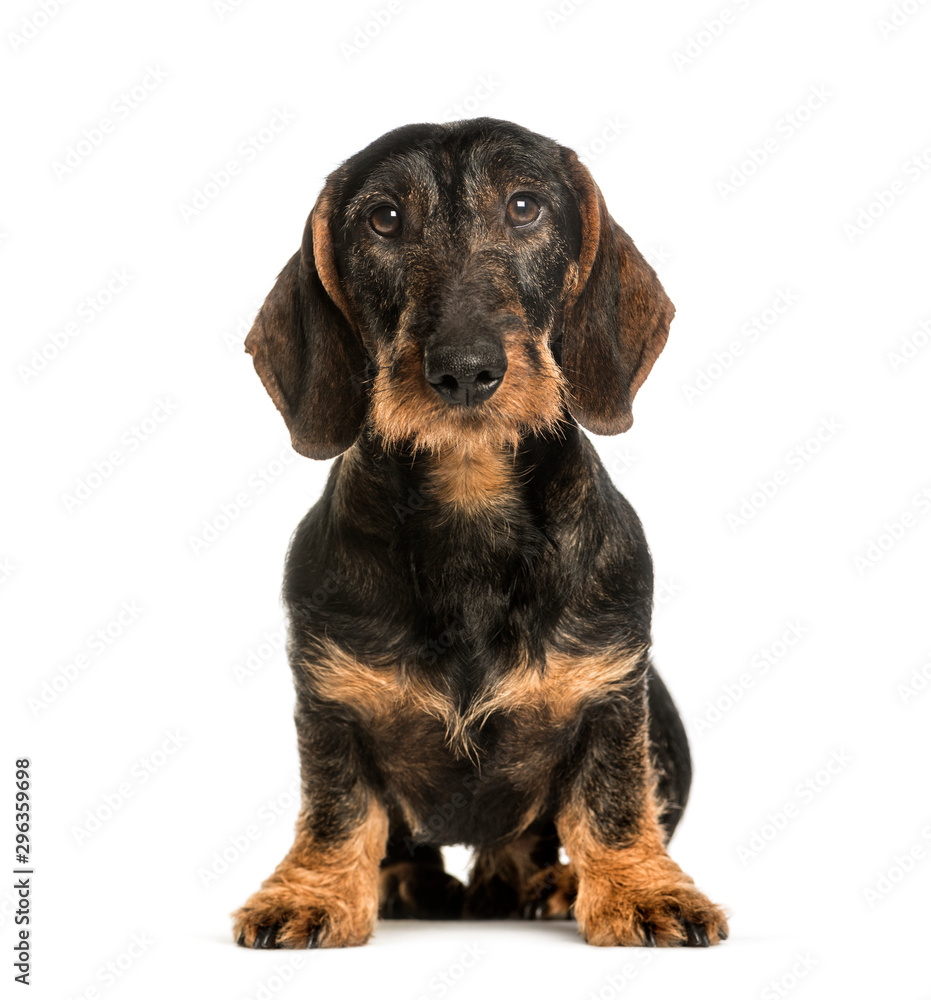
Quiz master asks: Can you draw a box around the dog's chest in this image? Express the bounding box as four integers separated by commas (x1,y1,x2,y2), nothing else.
366,677,567,845
317,638,638,845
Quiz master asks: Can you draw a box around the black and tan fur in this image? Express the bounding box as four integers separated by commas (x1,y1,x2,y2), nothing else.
232,118,728,949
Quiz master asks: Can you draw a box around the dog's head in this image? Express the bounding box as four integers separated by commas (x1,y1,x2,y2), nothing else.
246,118,674,459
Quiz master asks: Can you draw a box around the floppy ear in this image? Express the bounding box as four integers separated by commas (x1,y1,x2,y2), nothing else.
244,190,368,460
561,151,675,435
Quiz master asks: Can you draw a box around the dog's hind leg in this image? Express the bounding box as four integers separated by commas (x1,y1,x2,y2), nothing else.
379,827,465,919
463,824,569,919
645,662,693,841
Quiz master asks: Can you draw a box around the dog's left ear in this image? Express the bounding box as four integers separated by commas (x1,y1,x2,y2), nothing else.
560,151,675,435
245,184,368,460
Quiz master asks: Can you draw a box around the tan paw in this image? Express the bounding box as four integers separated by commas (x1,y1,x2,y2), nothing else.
575,876,728,947
232,871,377,949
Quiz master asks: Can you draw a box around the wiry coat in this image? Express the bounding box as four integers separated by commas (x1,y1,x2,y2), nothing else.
233,119,728,949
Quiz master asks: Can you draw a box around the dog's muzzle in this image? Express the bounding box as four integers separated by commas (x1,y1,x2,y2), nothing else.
424,340,507,406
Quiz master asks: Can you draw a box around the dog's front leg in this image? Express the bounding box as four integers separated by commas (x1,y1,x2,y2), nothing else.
233,707,388,949
558,690,728,947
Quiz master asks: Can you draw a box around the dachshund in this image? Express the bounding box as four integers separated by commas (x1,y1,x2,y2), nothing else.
232,118,728,949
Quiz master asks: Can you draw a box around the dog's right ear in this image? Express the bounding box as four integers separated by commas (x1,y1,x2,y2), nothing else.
245,190,368,460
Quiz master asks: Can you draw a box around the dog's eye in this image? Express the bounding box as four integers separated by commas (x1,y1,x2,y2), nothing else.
506,194,541,228
370,204,402,237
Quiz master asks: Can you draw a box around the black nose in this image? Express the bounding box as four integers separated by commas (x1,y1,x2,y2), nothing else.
424,343,508,405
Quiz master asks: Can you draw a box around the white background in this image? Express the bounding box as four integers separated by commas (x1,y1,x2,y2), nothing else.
3,0,930,997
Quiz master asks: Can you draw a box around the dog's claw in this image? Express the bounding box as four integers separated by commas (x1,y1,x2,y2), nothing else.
642,924,656,947
236,929,245,947
521,896,552,920
683,920,710,947
306,925,321,949
253,925,277,949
